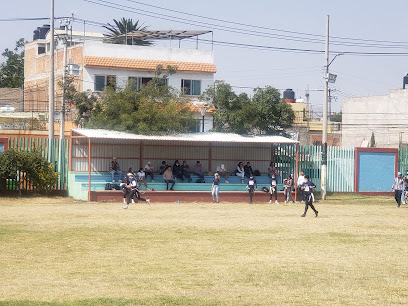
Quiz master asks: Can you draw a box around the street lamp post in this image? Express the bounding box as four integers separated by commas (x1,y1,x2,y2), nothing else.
193,102,209,133
321,14,343,200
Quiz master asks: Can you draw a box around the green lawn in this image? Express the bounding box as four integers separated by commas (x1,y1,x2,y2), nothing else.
0,195,407,305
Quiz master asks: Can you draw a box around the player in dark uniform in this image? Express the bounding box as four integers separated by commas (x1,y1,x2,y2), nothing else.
269,173,279,204
246,176,257,204
123,173,150,209
300,175,318,217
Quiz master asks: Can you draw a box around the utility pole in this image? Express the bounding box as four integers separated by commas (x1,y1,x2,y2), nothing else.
328,88,331,121
321,14,329,200
59,19,69,185
48,0,55,162
305,85,310,145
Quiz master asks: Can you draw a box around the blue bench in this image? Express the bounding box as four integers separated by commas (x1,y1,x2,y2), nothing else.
75,173,275,184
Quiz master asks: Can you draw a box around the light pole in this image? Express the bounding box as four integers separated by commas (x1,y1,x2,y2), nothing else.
321,14,343,200
48,0,55,162
193,102,209,133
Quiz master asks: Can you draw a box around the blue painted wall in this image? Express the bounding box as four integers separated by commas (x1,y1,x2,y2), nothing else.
0,143,3,153
358,152,395,192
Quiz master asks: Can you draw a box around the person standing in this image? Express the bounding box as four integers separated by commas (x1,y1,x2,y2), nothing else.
283,174,295,204
211,173,221,203
246,176,257,204
301,175,318,217
163,166,175,190
109,157,122,182
392,172,404,207
297,171,306,203
269,173,279,204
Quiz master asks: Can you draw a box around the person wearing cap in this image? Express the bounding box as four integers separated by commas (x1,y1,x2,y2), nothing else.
300,175,318,217
246,176,257,204
283,174,295,204
144,162,155,182
123,171,150,209
211,173,221,203
109,157,122,182
392,172,404,207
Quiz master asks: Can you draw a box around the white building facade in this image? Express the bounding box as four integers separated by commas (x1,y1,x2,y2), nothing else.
342,88,408,147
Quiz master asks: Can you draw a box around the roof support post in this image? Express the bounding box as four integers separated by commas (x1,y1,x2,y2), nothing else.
88,138,91,202
139,141,143,170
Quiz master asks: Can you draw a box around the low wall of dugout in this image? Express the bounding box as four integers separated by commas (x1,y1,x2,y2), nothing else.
1,136,406,200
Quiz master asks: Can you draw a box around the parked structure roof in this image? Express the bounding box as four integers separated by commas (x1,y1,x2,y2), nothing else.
118,30,212,40
71,129,298,144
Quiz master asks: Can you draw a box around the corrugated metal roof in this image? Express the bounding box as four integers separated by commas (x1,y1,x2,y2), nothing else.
71,129,298,144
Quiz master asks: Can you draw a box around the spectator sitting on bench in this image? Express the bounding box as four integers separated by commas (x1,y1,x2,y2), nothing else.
144,162,154,182
244,162,253,179
137,168,149,189
163,166,175,190
159,161,167,175
173,160,184,182
235,162,245,183
181,160,192,183
109,157,122,182
216,164,229,183
194,161,205,183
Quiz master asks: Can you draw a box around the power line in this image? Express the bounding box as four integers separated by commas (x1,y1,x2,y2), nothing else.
0,17,70,22
83,0,408,50
119,0,408,47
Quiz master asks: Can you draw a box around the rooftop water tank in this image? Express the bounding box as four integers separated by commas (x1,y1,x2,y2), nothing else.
38,24,50,39
33,27,40,40
283,88,295,103
404,74,408,89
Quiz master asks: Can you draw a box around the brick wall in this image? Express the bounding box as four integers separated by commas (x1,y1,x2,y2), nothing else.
0,88,23,111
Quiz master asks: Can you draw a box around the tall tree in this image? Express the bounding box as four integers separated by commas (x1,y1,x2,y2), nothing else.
77,66,195,134
201,81,295,135
103,18,152,46
0,38,25,88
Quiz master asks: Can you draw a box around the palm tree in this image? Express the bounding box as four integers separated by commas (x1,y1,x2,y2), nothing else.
103,18,152,46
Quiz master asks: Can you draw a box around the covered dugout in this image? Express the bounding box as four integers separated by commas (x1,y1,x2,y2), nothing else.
68,129,299,202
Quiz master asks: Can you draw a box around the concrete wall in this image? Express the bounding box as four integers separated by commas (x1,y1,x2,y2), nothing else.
342,89,408,147
83,41,214,64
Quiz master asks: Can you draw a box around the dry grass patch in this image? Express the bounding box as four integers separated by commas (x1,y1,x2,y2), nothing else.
0,195,407,305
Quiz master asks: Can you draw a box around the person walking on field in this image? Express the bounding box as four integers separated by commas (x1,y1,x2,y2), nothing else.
301,175,318,217
392,172,404,207
212,173,221,203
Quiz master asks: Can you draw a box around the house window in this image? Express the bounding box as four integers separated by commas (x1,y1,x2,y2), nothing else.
94,75,117,91
94,75,105,92
128,77,167,90
181,79,201,96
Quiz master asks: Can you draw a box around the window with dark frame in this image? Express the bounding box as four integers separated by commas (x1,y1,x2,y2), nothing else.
181,79,201,96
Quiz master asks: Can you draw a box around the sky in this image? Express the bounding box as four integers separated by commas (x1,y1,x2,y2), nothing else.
1,0,408,116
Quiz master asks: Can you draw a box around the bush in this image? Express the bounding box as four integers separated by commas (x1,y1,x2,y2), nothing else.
0,148,59,194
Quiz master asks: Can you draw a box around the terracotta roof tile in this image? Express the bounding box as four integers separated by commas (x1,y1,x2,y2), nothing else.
84,56,216,73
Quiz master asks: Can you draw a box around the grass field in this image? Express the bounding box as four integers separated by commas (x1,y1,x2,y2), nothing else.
1,195,408,305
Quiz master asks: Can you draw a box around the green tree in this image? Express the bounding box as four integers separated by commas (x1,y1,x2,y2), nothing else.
370,132,376,147
331,112,342,122
0,38,25,88
201,81,295,135
104,18,152,46
87,66,195,134
0,149,59,194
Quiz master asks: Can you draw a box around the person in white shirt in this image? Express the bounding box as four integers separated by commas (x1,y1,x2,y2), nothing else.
235,162,245,183
144,161,154,182
137,168,149,189
297,171,305,203
216,164,229,183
